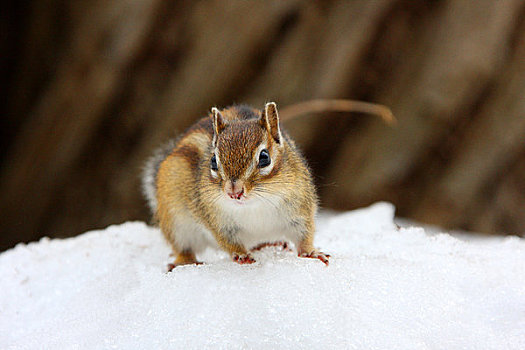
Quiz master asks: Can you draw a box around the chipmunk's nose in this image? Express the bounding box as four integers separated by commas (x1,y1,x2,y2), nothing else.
225,179,245,200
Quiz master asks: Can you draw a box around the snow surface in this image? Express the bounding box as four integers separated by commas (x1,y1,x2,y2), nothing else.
1,202,524,349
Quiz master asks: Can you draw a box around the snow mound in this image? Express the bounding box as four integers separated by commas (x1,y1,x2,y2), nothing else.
1,202,524,349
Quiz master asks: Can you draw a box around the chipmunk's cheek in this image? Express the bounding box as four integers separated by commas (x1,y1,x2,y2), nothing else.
209,173,220,184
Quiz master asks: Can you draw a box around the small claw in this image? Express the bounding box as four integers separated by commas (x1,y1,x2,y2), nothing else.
167,263,176,272
281,241,292,251
298,250,330,266
232,253,256,264
318,254,329,266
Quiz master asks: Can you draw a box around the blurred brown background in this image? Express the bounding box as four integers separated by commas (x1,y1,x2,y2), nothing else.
2,0,524,251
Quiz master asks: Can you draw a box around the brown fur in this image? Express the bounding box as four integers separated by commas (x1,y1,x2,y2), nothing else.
152,103,328,267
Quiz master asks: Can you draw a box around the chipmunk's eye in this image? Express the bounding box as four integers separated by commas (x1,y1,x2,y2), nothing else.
258,149,271,168
210,154,218,171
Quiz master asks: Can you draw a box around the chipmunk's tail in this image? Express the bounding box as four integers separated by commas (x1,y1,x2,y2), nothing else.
141,140,176,214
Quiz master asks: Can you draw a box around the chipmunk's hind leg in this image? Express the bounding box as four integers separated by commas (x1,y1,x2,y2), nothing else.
164,217,211,270
167,249,202,271
160,208,215,271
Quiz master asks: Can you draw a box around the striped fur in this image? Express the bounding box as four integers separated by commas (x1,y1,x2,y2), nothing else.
142,103,327,266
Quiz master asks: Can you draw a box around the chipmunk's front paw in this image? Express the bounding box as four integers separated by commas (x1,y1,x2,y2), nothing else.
232,253,256,264
298,249,330,266
250,241,291,252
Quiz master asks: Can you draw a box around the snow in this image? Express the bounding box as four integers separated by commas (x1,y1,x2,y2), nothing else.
1,202,524,349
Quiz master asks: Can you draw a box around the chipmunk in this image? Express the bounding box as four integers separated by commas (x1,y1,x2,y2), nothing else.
142,100,394,269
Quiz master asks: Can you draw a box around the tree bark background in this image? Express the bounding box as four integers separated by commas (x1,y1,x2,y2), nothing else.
2,0,524,250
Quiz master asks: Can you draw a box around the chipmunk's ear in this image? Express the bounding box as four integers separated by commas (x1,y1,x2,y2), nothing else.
211,107,225,147
211,107,225,135
261,102,282,145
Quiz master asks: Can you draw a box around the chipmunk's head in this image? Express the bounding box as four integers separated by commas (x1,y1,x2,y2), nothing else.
209,102,284,203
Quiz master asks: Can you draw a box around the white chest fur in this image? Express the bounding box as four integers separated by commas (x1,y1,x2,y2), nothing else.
216,194,298,248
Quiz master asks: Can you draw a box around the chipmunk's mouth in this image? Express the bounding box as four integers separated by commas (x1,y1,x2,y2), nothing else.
228,192,247,204
223,190,250,206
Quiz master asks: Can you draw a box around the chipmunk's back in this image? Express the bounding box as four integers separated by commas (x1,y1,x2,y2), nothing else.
142,117,211,213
